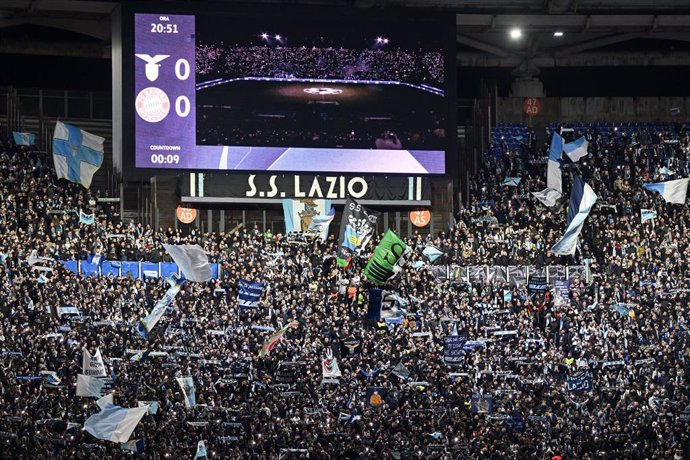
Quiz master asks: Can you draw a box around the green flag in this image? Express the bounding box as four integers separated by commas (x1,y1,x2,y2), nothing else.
363,230,411,285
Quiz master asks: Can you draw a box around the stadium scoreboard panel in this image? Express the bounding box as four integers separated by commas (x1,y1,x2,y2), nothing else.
114,3,456,179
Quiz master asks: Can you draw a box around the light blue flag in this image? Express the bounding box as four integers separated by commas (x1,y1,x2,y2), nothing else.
52,121,104,189
84,402,149,443
422,246,443,263
87,253,104,266
563,136,589,162
136,275,186,339
13,132,36,146
195,440,207,459
643,178,689,204
176,376,196,408
282,198,332,234
79,211,95,225
532,187,562,208
547,132,564,194
551,176,597,256
238,279,265,309
502,177,521,187
120,439,145,453
640,209,657,223
308,207,335,240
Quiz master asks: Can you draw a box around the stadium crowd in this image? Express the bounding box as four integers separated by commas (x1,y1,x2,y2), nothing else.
196,44,444,86
0,121,690,460
197,115,446,151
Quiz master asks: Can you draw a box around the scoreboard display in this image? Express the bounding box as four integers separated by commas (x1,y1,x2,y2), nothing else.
117,4,455,176
134,14,196,167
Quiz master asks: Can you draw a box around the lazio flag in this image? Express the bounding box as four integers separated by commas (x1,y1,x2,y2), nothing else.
343,226,362,251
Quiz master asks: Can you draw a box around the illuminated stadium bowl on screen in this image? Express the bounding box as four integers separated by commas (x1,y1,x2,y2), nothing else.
132,10,451,174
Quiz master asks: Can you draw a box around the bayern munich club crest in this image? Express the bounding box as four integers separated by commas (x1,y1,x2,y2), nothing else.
136,87,170,123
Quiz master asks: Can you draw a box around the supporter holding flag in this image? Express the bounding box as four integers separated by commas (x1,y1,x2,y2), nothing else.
84,400,149,443
547,131,564,194
163,244,212,282
12,131,36,146
237,279,265,309
52,121,104,189
643,178,690,204
563,136,589,162
336,198,380,267
551,176,597,256
259,320,299,357
363,230,412,285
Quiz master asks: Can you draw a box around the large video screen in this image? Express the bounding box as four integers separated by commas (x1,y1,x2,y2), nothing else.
130,9,453,174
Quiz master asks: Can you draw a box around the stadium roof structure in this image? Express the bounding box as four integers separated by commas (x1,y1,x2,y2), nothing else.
0,0,688,71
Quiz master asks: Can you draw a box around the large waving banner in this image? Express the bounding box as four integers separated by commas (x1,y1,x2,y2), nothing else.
336,198,380,267
136,275,187,339
363,230,411,285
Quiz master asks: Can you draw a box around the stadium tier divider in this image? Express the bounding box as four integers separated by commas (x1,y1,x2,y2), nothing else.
59,260,220,280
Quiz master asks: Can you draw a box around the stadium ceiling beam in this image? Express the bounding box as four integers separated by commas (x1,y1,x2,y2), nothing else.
456,33,521,58
456,14,690,33
0,38,109,58
0,0,114,14
0,16,110,41
457,50,690,67
553,33,642,56
638,32,690,42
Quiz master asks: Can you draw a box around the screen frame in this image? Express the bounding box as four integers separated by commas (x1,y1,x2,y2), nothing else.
116,1,457,180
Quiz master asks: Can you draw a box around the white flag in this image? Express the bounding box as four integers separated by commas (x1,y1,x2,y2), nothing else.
97,393,114,410
532,188,562,208
84,403,148,443
163,244,212,282
82,348,108,377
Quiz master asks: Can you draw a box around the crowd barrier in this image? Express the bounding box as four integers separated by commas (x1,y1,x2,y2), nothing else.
429,265,589,286
59,260,220,280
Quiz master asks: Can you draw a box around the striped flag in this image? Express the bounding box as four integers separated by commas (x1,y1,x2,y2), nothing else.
547,132,564,194
563,136,589,162
551,176,597,256
258,320,299,357
136,275,186,339
237,280,265,309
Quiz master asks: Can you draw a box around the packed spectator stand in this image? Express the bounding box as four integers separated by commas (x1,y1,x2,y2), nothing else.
1,121,690,460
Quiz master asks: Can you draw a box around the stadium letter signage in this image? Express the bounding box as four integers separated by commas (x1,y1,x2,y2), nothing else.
191,174,429,201
246,175,368,199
